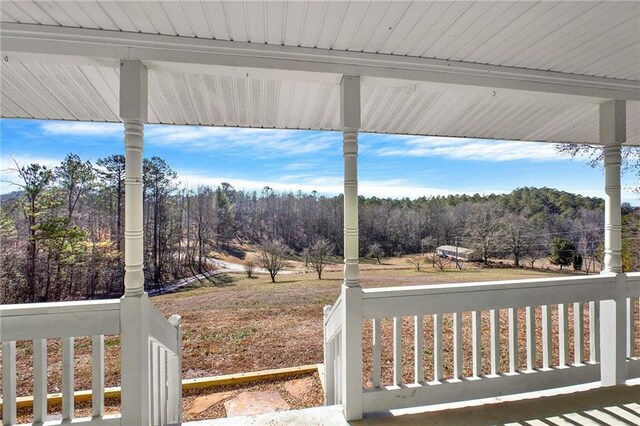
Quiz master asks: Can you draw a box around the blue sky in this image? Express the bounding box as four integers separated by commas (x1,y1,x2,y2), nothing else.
1,118,637,204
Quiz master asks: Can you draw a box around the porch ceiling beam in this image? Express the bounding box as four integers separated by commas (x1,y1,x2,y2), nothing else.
2,23,639,102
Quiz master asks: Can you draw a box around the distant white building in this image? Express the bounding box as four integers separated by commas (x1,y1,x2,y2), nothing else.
436,245,481,261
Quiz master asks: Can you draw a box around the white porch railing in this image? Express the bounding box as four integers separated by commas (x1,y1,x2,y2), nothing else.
0,297,181,426
323,296,343,406
325,274,640,417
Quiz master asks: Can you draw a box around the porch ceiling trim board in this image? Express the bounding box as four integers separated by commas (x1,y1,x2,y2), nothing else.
1,1,638,81
2,23,639,102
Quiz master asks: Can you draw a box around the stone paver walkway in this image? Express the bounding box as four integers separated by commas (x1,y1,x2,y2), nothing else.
188,392,234,415
284,377,315,399
183,405,348,425
186,375,316,418
224,391,289,417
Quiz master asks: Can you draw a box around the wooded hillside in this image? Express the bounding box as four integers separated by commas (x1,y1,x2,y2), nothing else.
1,153,638,303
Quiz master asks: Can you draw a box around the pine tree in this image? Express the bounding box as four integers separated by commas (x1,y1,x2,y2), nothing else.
550,237,575,270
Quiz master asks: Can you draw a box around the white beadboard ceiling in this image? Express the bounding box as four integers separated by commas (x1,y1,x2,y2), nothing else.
1,1,639,145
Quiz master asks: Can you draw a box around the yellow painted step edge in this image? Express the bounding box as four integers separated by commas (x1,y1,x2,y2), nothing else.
1,364,319,410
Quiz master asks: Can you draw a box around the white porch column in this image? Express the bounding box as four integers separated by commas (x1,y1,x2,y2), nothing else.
340,75,363,421
119,60,152,425
599,99,627,386
342,75,360,288
120,60,148,297
602,100,624,274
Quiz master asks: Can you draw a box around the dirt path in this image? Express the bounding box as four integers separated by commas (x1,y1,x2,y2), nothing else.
150,259,301,295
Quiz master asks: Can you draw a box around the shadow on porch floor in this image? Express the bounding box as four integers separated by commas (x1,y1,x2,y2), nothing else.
185,382,640,425
357,383,640,426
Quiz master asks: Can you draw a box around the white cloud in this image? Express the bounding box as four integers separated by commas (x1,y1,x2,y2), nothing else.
375,136,580,162
0,154,63,193
1,154,62,172
145,125,340,156
41,121,123,136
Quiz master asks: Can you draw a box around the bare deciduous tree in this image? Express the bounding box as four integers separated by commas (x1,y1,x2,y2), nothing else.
432,252,450,271
301,247,310,267
468,202,502,264
309,238,333,279
258,240,289,283
367,242,384,264
243,260,256,278
575,208,603,274
407,255,426,271
499,212,531,267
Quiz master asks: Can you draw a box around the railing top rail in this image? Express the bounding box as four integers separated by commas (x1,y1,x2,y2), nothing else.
361,275,617,319
628,272,640,297
362,274,615,299
0,299,121,317
144,295,180,353
324,295,344,343
324,294,343,327
1,299,121,341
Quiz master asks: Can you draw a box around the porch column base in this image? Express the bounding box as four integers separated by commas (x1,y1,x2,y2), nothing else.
120,294,151,424
600,272,627,386
341,284,363,421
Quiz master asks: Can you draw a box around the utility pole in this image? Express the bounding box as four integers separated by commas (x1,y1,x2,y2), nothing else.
455,236,461,270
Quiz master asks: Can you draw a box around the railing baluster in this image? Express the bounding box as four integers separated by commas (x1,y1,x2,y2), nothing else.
526,306,536,371
150,340,157,425
508,308,518,373
637,297,640,357
542,305,552,369
589,301,600,363
490,309,500,375
627,297,634,358
169,315,182,424
372,318,381,388
92,335,105,418
393,316,403,385
323,306,335,404
453,312,463,379
33,339,48,423
167,352,179,423
336,335,341,404
558,303,569,367
472,311,481,377
62,336,74,421
573,302,584,364
433,314,443,381
414,316,423,384
159,347,167,425
2,341,17,426
324,337,335,404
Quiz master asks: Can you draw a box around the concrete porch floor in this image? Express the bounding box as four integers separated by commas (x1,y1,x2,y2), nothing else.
184,382,640,425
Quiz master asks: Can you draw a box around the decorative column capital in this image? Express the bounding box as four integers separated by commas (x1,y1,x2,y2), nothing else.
120,60,148,123
599,100,625,146
341,76,361,131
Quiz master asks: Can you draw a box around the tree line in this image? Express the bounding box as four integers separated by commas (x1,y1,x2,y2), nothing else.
2,153,639,303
